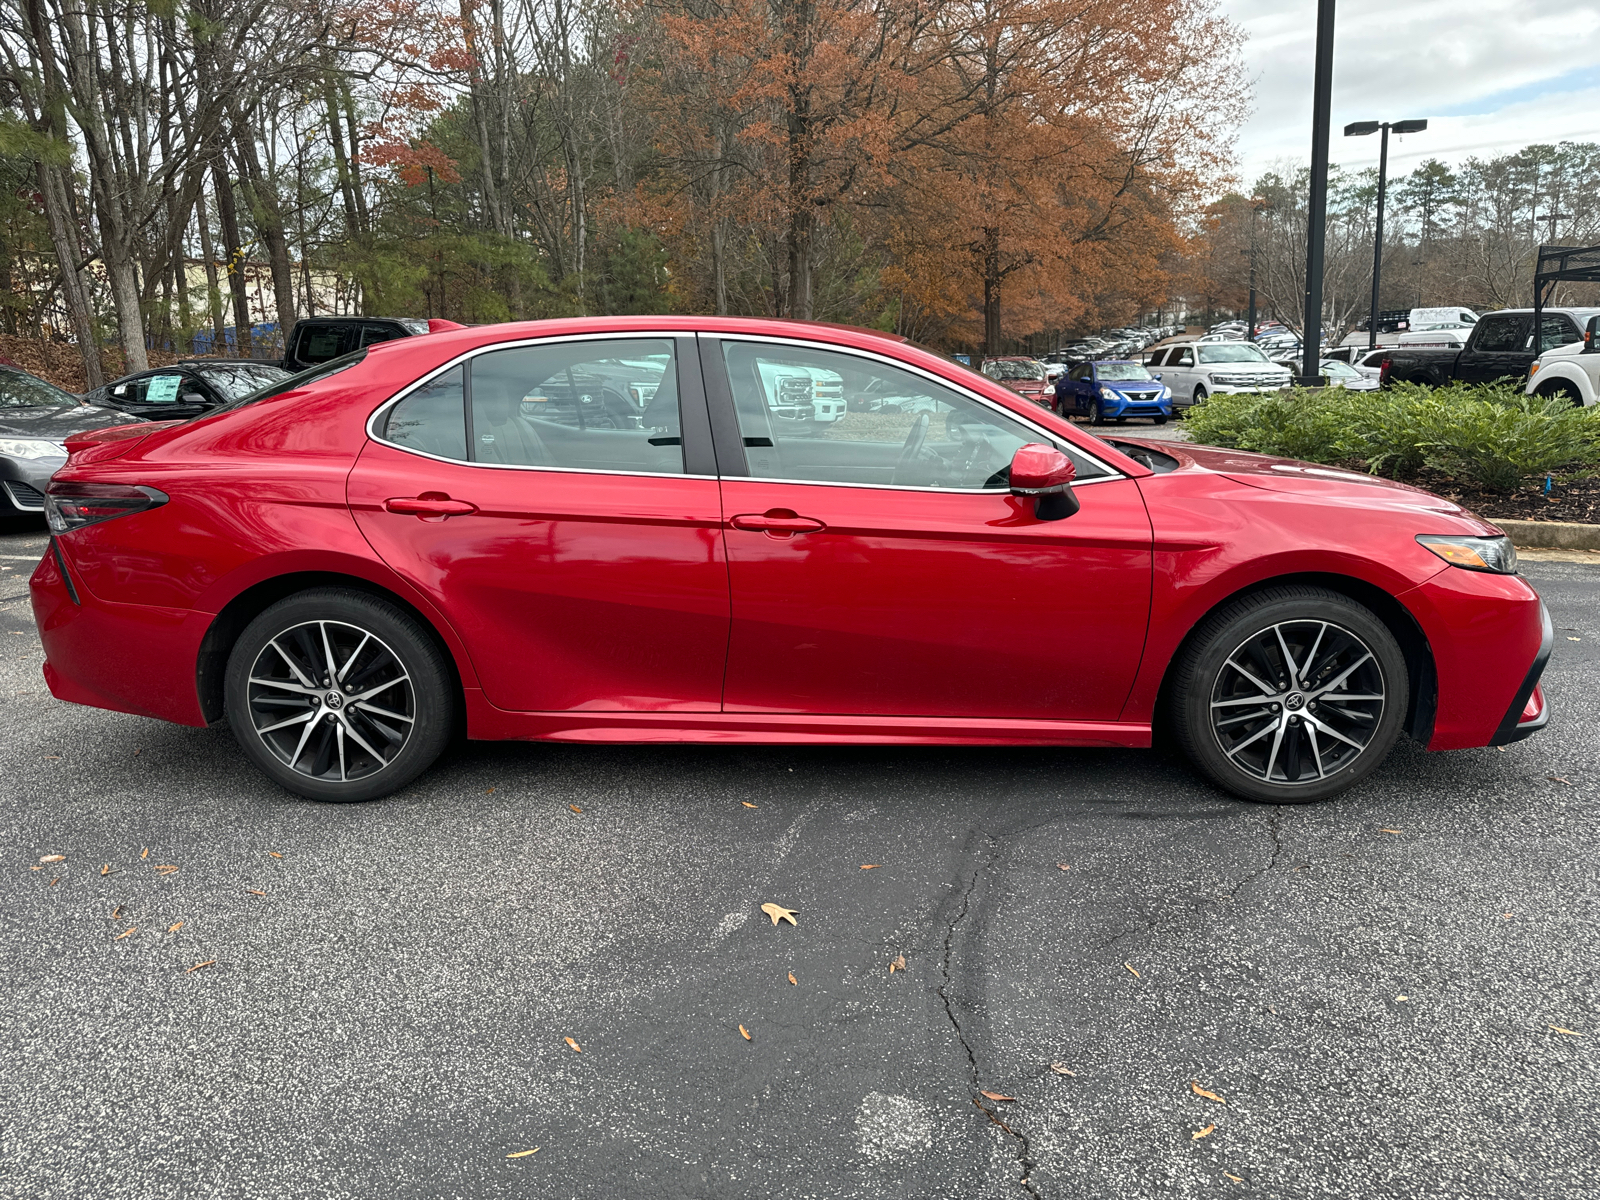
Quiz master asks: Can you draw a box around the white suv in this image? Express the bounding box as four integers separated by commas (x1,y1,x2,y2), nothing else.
755,363,846,425
1148,341,1293,407
1525,314,1600,407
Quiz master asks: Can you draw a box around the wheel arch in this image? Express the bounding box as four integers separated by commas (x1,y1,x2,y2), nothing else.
1150,570,1437,749
195,571,467,729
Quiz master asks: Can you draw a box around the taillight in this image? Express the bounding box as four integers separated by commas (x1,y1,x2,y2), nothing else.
1377,357,1392,386
45,481,168,534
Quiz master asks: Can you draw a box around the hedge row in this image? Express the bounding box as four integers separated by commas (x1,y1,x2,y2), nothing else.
1181,381,1600,492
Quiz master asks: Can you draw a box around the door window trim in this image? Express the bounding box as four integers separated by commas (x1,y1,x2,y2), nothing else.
700,332,1124,492
366,331,718,479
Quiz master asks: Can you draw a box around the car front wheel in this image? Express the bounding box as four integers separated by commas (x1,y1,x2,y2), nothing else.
1192,385,1208,405
1170,586,1408,804
224,588,454,802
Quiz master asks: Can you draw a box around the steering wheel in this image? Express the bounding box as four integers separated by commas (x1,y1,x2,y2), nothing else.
892,412,929,484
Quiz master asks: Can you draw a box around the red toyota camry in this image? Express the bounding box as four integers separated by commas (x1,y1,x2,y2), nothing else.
31,318,1550,804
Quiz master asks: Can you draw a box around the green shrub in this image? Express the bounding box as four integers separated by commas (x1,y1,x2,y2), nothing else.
1416,392,1600,491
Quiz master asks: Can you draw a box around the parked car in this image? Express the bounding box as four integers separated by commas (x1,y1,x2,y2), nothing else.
1146,341,1293,406
980,356,1053,407
1055,360,1172,424
0,365,142,517
1323,346,1389,380
1379,307,1600,388
1269,358,1381,392
1525,313,1600,406
85,359,291,421
280,316,465,373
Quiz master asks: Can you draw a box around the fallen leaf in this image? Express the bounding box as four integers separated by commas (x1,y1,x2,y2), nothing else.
39,854,64,863
48,878,58,886
889,954,906,974
268,851,283,858
155,864,178,871
185,960,216,973
739,1025,751,1041
110,905,122,920
1225,1173,1244,1183
1568,636,1581,641
1503,913,1513,918
505,1148,539,1159
569,804,583,813
788,972,797,986
564,1037,581,1052
1192,1124,1216,1141
1380,828,1403,835
43,755,60,759
485,787,496,794
1125,963,1140,978
245,888,265,897
741,801,758,808
761,903,798,927
100,864,112,876
979,1090,1017,1102
1049,1062,1076,1076
1056,863,1070,870
168,921,184,932
114,927,136,941
1396,995,1409,1002
1549,1026,1584,1037
1190,1080,1226,1104
140,848,149,860
1547,776,1570,785
29,866,40,871
860,864,879,870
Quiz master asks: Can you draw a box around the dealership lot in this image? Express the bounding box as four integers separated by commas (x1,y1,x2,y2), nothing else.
1,520,1596,1200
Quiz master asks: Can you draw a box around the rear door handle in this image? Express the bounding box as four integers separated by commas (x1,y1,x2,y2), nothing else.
385,495,478,518
729,511,826,534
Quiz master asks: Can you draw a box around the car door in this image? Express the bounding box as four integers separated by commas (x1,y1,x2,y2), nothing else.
347,333,731,713
1456,314,1530,384
704,335,1153,722
1164,347,1197,400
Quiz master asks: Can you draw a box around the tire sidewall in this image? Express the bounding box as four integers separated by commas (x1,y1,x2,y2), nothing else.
1174,589,1409,804
224,589,453,802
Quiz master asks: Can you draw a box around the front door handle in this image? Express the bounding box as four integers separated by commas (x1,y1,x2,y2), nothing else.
385,494,478,518
729,510,826,535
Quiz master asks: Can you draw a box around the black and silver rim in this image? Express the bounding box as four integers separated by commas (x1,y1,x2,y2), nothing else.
1209,619,1385,785
246,620,414,783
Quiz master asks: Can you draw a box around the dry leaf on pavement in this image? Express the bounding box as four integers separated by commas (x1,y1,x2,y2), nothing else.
761,903,798,926
1124,963,1140,978
114,927,136,941
1549,1026,1584,1036
186,960,216,973
739,1025,751,1041
1191,1080,1226,1104
245,888,265,896
48,878,59,886
506,1148,540,1159
1380,828,1403,835
1225,1173,1244,1183
979,1091,1017,1102
140,848,149,860
39,855,64,863
1191,1124,1216,1141
1056,863,1070,870
168,921,184,932
564,1038,582,1052
1547,776,1570,785
888,954,906,974
568,804,583,813
100,864,112,876
1049,1063,1075,1076
788,972,797,986
268,851,283,858
741,801,758,808
111,905,122,920
860,864,879,870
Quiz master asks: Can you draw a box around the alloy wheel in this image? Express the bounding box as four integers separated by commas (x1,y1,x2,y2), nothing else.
1208,619,1385,785
245,619,415,783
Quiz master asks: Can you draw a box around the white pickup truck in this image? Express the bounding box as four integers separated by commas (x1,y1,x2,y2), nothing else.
1525,314,1600,406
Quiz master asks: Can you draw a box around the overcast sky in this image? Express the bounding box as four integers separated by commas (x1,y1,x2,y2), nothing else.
1225,0,1600,189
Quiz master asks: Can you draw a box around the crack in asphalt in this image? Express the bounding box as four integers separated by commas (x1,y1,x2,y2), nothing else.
1221,809,1285,901
938,834,1042,1199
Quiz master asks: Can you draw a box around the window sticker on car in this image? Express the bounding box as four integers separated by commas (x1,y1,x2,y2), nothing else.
145,375,183,404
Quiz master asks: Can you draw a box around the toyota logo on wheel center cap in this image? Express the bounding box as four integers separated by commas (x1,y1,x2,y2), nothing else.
1284,692,1306,711
325,691,345,710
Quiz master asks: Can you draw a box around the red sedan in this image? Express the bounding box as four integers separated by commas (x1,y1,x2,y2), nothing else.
31,318,1549,804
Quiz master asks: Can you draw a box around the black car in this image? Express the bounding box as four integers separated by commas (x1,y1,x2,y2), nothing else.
0,365,143,516
280,316,433,372
85,359,292,421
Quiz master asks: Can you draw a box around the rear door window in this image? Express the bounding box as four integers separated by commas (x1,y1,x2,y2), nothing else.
1471,315,1528,353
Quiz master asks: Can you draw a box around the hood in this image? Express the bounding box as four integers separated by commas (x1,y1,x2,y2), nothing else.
1116,438,1497,529
1002,379,1050,394
0,403,144,441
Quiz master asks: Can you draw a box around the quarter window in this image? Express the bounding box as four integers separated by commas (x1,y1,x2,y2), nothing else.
384,366,467,460
720,341,1105,490
1538,316,1580,353
468,338,684,474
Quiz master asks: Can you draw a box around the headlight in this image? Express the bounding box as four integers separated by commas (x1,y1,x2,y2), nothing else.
0,437,67,459
1099,386,1118,400
1159,386,1172,399
1416,534,1518,574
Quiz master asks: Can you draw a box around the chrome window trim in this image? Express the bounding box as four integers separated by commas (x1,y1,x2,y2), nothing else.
709,332,1125,488
365,331,714,481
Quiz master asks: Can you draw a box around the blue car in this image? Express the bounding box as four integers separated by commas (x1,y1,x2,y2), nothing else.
1054,359,1173,424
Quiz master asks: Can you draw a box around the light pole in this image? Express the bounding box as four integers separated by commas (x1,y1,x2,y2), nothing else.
1247,198,1270,342
1345,118,1427,351
1301,0,1337,386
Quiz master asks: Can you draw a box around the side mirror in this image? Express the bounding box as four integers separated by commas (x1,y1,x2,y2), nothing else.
1152,372,1163,380
1585,316,1600,354
1009,443,1079,521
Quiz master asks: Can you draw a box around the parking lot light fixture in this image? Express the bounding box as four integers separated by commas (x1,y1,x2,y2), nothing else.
1346,118,1428,351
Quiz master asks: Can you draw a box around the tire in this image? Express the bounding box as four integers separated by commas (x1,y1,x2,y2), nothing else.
1090,400,1105,425
1538,380,1583,407
1153,416,1168,426
1169,586,1408,804
224,588,454,802
1192,385,1208,405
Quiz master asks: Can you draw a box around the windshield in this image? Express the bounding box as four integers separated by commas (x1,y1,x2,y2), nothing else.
0,367,80,408
985,359,1046,381
203,351,367,417
1321,361,1360,378
195,363,291,400
1096,363,1154,382
1198,344,1269,364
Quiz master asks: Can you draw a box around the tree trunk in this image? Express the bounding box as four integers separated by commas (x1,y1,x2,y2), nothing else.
983,226,1001,354
36,162,103,388
230,123,297,335
211,159,253,356
195,188,227,347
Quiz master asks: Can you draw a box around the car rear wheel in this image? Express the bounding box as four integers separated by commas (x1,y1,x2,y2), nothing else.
1170,586,1408,804
224,588,453,802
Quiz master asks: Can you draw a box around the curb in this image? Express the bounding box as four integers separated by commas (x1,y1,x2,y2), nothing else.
1490,518,1600,551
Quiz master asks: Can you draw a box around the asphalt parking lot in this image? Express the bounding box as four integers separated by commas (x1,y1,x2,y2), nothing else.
2,516,1596,1200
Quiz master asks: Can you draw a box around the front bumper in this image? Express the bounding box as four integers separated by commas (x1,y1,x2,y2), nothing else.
1,453,66,513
